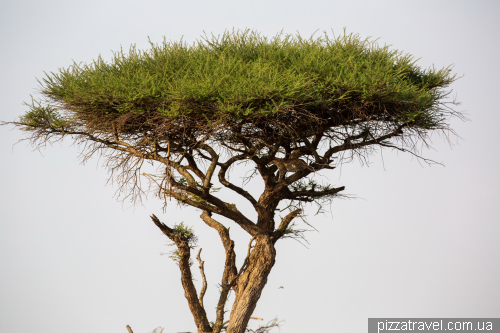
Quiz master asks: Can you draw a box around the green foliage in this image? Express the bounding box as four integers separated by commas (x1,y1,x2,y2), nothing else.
178,177,188,186
19,99,71,130
167,222,197,266
289,178,335,201
28,29,455,127
172,221,195,240
168,249,194,267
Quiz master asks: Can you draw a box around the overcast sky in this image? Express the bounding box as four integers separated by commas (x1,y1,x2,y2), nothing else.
1,1,499,332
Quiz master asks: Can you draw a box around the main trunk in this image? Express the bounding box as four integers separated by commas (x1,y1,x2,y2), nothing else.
226,234,276,333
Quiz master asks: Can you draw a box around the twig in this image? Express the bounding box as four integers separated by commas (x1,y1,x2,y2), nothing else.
221,316,264,330
248,317,283,333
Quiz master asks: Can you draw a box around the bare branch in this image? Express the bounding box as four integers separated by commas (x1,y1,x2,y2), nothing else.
196,248,208,309
228,236,256,286
200,211,235,257
324,125,405,160
218,152,259,208
199,210,239,332
221,316,266,331
161,174,262,236
201,146,219,189
246,318,283,333
272,209,301,243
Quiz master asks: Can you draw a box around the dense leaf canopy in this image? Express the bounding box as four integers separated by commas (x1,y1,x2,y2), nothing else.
21,30,456,144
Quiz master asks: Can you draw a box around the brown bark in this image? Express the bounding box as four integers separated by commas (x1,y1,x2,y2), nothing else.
177,241,212,333
146,136,347,333
9,65,445,333
225,234,276,333
150,215,213,333
200,210,238,333
196,249,208,309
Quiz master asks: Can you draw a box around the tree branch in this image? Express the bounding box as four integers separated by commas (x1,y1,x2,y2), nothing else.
162,173,262,236
213,240,237,333
196,248,208,310
200,211,236,258
272,209,301,243
199,211,242,333
284,186,345,201
202,146,219,189
150,214,212,333
229,236,256,287
218,152,259,208
324,126,404,160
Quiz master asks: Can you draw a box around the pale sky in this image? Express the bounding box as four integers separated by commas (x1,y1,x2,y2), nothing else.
1,1,499,332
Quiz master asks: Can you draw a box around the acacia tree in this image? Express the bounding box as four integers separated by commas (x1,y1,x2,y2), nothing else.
6,31,461,333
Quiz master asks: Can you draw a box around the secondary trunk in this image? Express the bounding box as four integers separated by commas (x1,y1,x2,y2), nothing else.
225,234,276,333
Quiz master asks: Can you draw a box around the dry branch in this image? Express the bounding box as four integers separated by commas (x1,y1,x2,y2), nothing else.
196,248,208,309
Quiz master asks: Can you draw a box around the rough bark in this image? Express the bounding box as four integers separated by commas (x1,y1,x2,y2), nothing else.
225,234,276,333
151,215,213,333
142,130,351,332
196,249,208,309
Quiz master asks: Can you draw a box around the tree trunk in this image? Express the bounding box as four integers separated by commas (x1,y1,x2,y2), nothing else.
226,235,276,333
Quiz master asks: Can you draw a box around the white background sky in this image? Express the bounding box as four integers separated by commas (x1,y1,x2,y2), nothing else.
1,1,499,332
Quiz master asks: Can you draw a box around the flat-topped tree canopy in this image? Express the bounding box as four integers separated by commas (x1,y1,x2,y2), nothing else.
7,30,463,333
19,30,457,149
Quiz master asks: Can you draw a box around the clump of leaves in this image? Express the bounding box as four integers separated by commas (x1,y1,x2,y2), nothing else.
19,101,71,130
159,222,198,266
172,221,197,244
